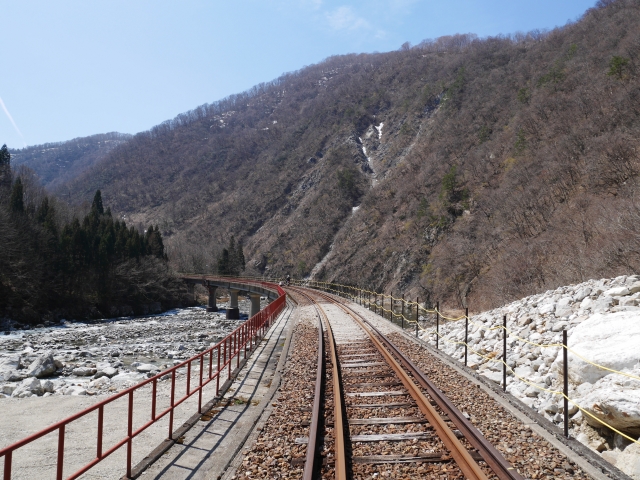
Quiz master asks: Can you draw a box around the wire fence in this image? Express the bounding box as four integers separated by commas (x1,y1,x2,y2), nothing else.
298,278,640,446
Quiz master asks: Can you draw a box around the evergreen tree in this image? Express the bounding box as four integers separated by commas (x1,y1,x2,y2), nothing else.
0,144,10,188
217,248,230,275
9,177,24,213
91,190,104,216
237,240,245,272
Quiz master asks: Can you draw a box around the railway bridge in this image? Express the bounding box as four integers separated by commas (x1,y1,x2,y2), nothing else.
181,275,279,319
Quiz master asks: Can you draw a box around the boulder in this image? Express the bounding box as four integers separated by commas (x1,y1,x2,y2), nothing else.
552,321,569,332
574,287,592,302
72,367,96,376
558,311,640,384
538,303,556,315
42,380,55,393
604,286,631,297
94,366,118,379
63,386,87,396
2,384,16,396
616,442,640,480
136,364,157,373
12,377,43,397
0,355,23,382
89,376,110,388
579,377,640,433
482,371,503,384
25,353,57,378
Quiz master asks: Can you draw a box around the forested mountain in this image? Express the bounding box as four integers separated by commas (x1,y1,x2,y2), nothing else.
57,0,640,310
10,132,131,191
0,145,189,324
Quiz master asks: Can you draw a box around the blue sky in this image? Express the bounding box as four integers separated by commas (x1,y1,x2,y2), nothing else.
1,0,596,148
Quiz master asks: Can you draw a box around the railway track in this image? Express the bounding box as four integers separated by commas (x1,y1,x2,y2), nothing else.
291,286,524,480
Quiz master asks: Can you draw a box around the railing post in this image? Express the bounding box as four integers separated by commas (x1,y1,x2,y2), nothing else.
415,297,419,338
563,329,569,438
57,425,65,480
436,301,440,349
187,360,191,395
127,391,134,479
401,294,405,329
503,315,507,392
198,355,204,414
464,308,469,367
169,370,176,439
4,450,12,480
216,345,221,396
97,405,104,458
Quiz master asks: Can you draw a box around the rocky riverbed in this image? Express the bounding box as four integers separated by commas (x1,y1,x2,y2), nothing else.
420,275,640,478
0,298,262,399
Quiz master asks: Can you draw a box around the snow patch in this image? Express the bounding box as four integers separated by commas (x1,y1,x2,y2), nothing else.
375,122,384,139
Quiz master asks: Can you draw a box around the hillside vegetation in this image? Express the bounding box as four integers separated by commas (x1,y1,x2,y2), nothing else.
0,146,189,324
10,132,131,191
56,0,640,310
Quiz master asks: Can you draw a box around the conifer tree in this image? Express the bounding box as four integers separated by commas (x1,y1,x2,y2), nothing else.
9,177,24,213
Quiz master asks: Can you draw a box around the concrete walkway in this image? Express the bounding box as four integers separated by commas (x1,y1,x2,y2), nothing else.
140,302,295,480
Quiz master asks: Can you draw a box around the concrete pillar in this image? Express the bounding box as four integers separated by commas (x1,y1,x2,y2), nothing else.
226,289,240,320
249,294,261,318
206,285,218,312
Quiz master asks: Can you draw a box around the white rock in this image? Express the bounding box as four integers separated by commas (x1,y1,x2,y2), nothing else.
579,378,640,431
559,311,640,384
482,371,503,384
25,353,58,378
94,366,118,379
514,365,534,378
12,377,43,397
89,376,110,388
616,442,640,479
552,321,569,332
72,367,96,377
136,364,157,373
2,384,16,395
538,303,556,315
604,286,631,297
574,287,592,302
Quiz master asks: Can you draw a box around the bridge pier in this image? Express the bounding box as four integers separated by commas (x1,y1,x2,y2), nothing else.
227,289,240,320
206,284,219,312
187,283,195,301
249,294,261,318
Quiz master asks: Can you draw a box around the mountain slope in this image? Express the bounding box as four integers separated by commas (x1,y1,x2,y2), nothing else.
61,0,640,310
10,133,131,191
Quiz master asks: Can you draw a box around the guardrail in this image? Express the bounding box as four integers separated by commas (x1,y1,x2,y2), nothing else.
0,280,286,480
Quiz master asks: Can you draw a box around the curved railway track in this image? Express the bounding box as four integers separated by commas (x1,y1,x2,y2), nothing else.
291,286,524,480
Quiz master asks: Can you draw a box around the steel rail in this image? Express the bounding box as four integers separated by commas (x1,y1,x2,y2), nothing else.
323,297,348,480
297,291,325,480
308,288,488,480
291,286,348,480
322,288,524,480
361,316,525,480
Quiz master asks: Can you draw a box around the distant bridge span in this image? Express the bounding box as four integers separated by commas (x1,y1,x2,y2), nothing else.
181,275,280,319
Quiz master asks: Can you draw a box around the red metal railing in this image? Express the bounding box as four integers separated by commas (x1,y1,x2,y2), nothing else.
0,280,286,480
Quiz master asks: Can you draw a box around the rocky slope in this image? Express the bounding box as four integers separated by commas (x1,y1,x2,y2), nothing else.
424,274,640,477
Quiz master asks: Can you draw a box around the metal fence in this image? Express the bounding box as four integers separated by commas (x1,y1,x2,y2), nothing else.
0,280,286,480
